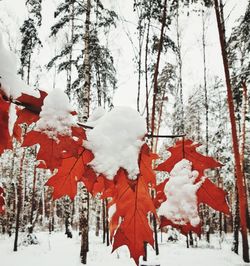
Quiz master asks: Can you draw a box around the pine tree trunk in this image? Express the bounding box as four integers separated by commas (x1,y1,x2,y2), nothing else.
102,199,106,244
95,200,100,237
232,185,240,254
79,185,89,264
214,0,249,261
151,0,167,140
241,81,250,230
13,149,26,251
66,1,75,98
82,0,91,120
144,16,151,133
29,150,37,233
176,1,184,132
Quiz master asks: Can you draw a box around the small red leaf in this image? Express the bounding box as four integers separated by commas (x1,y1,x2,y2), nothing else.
0,95,12,155
15,90,47,126
0,187,5,214
197,178,230,214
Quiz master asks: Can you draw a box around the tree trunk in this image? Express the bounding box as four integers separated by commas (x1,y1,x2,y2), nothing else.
79,186,89,264
214,0,249,261
81,0,91,120
66,1,75,98
151,0,167,141
29,149,37,233
95,200,100,237
13,149,26,251
232,184,240,254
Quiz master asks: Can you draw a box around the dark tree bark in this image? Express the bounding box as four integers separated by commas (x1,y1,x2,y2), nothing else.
214,0,249,261
151,0,167,140
13,149,26,251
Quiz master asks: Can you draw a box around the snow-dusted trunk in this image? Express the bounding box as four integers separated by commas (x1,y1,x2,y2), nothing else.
29,148,37,233
66,1,75,98
64,197,72,238
232,183,240,254
102,199,106,244
13,149,26,251
95,201,101,237
79,186,89,264
144,12,151,133
202,7,208,155
176,1,184,133
214,0,249,262
240,81,250,229
82,0,91,120
79,0,91,263
151,0,167,143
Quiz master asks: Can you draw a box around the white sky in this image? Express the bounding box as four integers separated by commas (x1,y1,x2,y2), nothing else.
0,0,248,110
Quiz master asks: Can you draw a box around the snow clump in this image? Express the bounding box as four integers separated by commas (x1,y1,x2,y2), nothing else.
35,88,76,139
158,159,205,227
84,107,147,180
0,34,38,99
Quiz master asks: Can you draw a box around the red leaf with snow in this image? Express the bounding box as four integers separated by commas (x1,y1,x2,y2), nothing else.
0,187,5,214
22,126,86,170
155,139,222,176
153,179,169,209
46,148,94,200
160,216,201,235
155,139,230,234
15,90,47,125
0,94,12,155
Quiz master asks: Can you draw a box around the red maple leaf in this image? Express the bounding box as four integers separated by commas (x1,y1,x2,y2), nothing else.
197,178,230,214
0,94,12,155
160,216,201,235
0,187,5,214
109,144,158,265
153,179,169,209
155,139,230,233
22,126,86,170
45,148,94,200
15,90,48,125
139,143,158,186
155,139,222,176
110,170,156,265
92,174,115,198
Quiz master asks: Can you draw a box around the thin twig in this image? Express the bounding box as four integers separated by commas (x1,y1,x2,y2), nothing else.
2,93,185,139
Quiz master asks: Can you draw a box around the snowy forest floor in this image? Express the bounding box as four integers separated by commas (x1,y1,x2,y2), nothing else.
0,231,249,266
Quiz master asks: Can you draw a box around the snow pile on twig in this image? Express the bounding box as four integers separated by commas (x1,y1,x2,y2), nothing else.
158,159,204,227
0,34,38,99
85,107,146,180
35,88,76,138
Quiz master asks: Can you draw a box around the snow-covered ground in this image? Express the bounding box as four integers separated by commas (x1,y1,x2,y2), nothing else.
0,231,248,266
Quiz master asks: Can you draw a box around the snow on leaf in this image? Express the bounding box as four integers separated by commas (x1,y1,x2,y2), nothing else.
155,140,230,233
22,126,85,170
85,107,146,180
35,88,76,138
155,139,222,176
15,89,48,125
158,159,203,228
